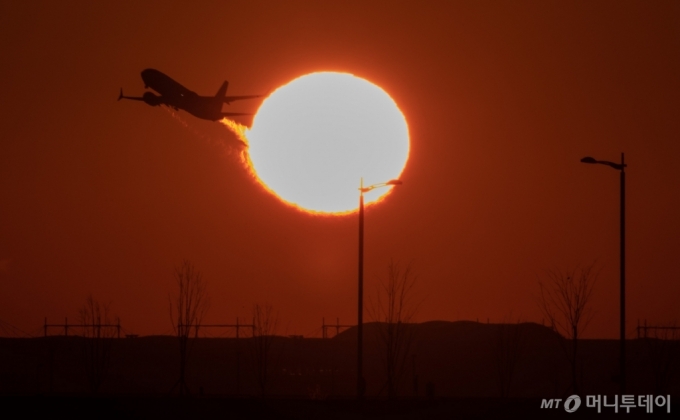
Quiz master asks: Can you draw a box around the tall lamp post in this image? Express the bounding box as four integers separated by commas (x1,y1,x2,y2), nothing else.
580,153,627,394
357,178,402,400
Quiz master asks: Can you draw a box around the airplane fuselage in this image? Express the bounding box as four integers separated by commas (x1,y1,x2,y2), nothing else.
141,69,225,121
119,69,259,122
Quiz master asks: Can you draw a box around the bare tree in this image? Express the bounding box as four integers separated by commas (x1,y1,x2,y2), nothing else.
537,264,598,394
79,294,117,393
494,316,527,398
369,260,420,399
169,259,209,395
251,302,279,397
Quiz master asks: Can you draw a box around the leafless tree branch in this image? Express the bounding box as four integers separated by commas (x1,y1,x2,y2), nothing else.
79,294,116,393
494,315,526,398
537,264,599,394
368,260,420,398
169,259,209,395
251,302,279,398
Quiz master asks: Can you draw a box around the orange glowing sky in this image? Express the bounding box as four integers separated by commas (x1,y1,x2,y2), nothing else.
0,1,679,338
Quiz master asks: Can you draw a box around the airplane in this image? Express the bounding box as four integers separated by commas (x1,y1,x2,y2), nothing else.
119,68,261,121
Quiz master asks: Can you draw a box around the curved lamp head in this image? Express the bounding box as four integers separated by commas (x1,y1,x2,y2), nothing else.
360,179,403,193
581,156,626,170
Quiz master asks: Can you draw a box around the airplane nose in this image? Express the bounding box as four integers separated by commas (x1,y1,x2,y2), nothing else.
141,69,156,87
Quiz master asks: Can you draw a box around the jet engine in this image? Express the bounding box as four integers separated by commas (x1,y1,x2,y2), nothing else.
142,92,163,106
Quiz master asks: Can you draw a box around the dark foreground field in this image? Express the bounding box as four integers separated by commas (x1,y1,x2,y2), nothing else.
3,395,675,419
2,321,678,418
3,321,679,398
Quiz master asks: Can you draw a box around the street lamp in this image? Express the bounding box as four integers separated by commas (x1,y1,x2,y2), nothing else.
580,153,627,393
357,177,402,400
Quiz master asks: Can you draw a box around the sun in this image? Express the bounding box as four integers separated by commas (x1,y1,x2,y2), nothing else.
245,72,409,214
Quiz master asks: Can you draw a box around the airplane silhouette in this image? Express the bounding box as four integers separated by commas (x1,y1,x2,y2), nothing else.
119,69,261,121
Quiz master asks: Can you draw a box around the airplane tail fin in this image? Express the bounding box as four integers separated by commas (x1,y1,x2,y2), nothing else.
118,89,147,103
216,81,229,101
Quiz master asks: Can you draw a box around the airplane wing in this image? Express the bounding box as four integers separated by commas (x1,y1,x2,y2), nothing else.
224,94,262,104
221,112,253,117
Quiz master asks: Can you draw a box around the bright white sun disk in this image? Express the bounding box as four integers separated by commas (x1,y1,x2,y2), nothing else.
246,72,409,214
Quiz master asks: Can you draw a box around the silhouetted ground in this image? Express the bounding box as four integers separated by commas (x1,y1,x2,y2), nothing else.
1,321,678,404
1,396,675,419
